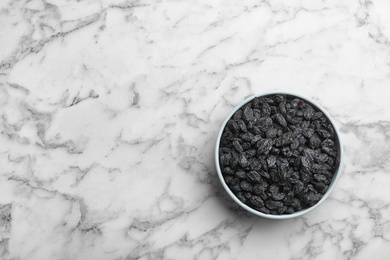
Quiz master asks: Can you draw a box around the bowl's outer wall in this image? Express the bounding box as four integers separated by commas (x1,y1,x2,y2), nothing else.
215,92,344,219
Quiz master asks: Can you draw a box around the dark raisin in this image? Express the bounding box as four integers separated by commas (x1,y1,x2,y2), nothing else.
232,141,243,153
240,181,253,192
266,128,278,139
314,174,327,182
322,138,334,147
230,151,239,168
267,155,277,168
227,119,240,133
257,139,273,155
303,106,314,119
250,135,262,145
244,192,252,199
278,206,287,214
241,132,254,142
235,171,246,179
301,156,311,171
231,183,242,192
275,113,287,128
222,167,234,175
243,106,254,121
242,142,251,150
291,139,300,150
286,207,295,214
292,98,301,107
250,196,264,208
247,171,262,183
237,120,247,133
258,117,273,132
279,101,287,114
258,170,270,179
238,153,249,167
309,134,321,149
245,149,257,158
293,181,304,194
261,102,271,116
301,171,310,183
220,153,232,166
232,110,243,121
322,146,337,157
265,200,283,210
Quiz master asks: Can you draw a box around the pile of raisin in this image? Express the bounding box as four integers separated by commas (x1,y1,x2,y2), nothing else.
219,94,340,215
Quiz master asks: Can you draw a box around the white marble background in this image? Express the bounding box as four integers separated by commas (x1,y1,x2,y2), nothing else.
1,0,390,259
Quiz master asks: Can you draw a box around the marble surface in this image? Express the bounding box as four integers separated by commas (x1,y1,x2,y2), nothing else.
1,0,390,259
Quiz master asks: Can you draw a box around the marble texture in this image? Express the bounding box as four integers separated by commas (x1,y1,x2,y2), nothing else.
1,0,390,259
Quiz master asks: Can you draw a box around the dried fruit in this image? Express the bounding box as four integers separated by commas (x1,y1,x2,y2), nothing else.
232,140,243,153
250,196,264,208
274,113,287,127
240,180,253,192
257,139,273,155
247,171,262,183
243,106,254,121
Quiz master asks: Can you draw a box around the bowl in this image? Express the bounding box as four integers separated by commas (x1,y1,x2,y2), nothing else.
215,92,343,219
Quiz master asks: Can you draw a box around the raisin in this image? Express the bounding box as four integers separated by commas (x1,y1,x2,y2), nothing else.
314,174,327,182
265,200,283,210
250,196,264,208
258,117,273,132
227,119,240,133
278,206,288,214
291,138,300,150
234,171,245,179
244,192,252,199
247,171,262,183
293,181,304,194
241,132,254,142
318,129,331,139
309,134,321,149
243,106,254,121
275,113,287,128
286,207,295,214
266,128,278,138
232,110,243,121
279,101,287,114
245,149,257,158
231,183,242,192
237,120,248,133
232,140,243,153
303,106,315,119
230,151,239,168
257,139,273,155
258,170,270,179
240,181,253,192
261,102,271,116
267,155,277,168
220,153,232,166
222,167,234,175
301,156,311,171
322,146,337,157
238,153,249,167
250,135,262,145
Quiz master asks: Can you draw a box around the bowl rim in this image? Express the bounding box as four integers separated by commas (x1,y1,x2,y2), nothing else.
215,91,344,219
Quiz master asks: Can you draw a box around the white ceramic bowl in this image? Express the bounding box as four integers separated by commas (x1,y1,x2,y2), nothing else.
215,92,344,219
